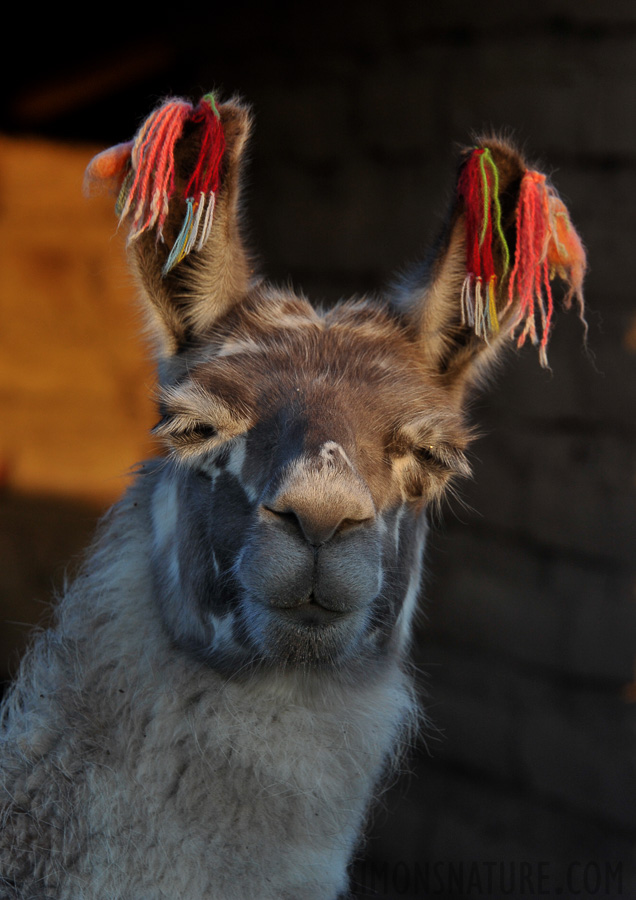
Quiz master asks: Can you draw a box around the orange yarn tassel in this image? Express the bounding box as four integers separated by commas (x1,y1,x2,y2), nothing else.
545,194,586,315
507,171,587,366
118,98,193,243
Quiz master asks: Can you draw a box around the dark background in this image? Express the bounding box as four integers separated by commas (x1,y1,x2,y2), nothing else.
2,2,635,897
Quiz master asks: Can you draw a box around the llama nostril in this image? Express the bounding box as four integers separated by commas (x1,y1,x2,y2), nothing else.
262,505,372,546
338,516,374,532
262,506,300,530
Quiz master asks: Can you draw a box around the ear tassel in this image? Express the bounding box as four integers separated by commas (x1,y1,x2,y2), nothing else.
459,147,587,366
119,98,192,242
457,148,510,339
505,171,554,366
84,93,226,276
163,94,226,274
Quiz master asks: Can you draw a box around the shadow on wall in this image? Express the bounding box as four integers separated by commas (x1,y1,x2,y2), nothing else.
0,490,104,686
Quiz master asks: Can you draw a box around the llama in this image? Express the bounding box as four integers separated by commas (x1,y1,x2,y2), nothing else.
0,95,585,900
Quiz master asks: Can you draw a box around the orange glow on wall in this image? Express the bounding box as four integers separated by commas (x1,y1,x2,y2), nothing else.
0,136,157,505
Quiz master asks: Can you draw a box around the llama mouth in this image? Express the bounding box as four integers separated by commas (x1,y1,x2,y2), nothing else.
280,596,347,627
265,601,365,666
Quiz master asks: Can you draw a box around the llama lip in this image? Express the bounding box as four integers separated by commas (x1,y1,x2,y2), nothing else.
280,598,347,626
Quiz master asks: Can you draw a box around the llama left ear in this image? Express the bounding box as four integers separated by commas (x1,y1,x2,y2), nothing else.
395,137,587,398
85,94,254,357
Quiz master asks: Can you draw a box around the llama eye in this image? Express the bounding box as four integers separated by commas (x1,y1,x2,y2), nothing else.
170,422,219,446
153,417,222,456
152,417,217,442
413,444,441,467
184,423,218,442
413,442,471,480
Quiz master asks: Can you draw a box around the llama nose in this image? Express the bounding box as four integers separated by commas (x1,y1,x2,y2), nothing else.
263,478,375,546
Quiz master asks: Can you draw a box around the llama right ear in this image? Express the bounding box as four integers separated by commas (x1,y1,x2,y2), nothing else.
394,137,587,400
85,95,253,357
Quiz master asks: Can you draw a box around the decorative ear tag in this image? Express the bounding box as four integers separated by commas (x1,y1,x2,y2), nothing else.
458,147,587,366
84,93,226,276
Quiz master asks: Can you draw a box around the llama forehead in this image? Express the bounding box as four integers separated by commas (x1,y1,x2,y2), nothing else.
187,302,448,432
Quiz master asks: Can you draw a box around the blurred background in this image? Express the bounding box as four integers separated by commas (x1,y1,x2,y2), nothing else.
1,1,635,897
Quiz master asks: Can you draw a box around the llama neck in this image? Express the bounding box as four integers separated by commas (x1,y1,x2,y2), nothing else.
45,476,417,899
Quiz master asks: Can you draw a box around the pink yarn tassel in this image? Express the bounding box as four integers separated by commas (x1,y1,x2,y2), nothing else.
507,171,586,366
119,99,193,243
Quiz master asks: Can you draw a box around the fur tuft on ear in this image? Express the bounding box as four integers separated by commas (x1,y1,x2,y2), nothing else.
394,136,587,394
85,94,255,358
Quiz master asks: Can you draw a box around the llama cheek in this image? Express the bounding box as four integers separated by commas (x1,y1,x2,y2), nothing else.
392,504,407,551
209,613,237,656
150,472,180,551
195,469,256,562
393,514,428,645
394,561,425,651
224,436,259,504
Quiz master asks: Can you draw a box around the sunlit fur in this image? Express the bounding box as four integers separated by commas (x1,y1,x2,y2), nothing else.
0,100,539,899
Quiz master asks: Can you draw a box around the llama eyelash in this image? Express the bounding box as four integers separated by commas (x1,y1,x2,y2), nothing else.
414,442,471,477
153,415,219,444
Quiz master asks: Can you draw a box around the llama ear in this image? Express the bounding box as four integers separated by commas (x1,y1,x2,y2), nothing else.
85,94,253,357
394,137,587,398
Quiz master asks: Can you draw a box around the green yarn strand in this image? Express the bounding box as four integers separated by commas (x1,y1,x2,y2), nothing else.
478,152,491,247
202,92,221,119
483,149,510,275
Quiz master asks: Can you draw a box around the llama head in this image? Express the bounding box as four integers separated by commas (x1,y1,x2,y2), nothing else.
86,96,585,677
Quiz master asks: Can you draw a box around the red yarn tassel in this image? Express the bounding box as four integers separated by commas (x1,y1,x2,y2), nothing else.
507,171,587,366
164,95,226,272
185,95,226,200
457,148,510,338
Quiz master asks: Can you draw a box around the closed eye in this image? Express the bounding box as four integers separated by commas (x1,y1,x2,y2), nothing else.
413,442,471,478
413,444,440,467
152,416,220,452
154,382,254,456
180,423,218,441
